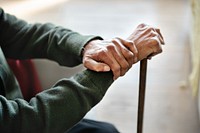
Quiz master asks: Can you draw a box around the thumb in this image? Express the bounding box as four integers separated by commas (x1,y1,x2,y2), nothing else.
83,58,110,72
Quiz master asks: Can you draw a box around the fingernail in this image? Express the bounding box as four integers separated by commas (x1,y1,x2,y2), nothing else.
104,66,110,71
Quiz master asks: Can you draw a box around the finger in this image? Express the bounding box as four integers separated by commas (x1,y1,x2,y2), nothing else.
111,38,133,67
137,23,149,29
150,30,165,45
123,40,138,63
115,38,138,64
83,57,110,72
105,53,121,80
141,26,165,45
88,45,122,80
84,42,123,80
127,24,149,40
131,41,139,63
153,28,165,44
143,29,164,46
149,36,163,55
113,38,134,66
157,34,165,45
106,43,130,79
139,27,154,40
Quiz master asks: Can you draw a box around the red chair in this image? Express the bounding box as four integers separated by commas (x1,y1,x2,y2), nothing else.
7,59,42,101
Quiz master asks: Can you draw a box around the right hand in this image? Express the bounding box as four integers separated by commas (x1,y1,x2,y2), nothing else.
127,23,165,62
82,23,164,80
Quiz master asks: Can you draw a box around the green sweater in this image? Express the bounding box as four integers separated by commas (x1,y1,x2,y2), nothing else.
0,8,114,133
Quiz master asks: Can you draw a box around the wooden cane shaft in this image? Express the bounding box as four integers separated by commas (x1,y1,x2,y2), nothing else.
137,59,148,133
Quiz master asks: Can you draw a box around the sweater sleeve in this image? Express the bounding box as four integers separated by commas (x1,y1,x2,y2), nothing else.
0,70,114,133
0,8,102,67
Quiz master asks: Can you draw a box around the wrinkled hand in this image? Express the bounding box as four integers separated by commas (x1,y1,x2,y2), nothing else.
82,38,138,80
127,23,165,61
82,23,165,80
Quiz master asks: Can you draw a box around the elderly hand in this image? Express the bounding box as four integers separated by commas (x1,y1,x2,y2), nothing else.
82,38,138,80
82,23,164,80
127,23,165,61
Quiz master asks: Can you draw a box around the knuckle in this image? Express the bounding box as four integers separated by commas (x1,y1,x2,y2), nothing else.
156,28,160,32
134,50,138,57
111,38,121,46
99,48,107,55
107,44,115,51
150,31,157,37
126,51,134,60
115,37,122,42
97,49,107,60
147,27,154,32
127,40,134,46
145,27,152,34
111,38,118,43
138,23,147,28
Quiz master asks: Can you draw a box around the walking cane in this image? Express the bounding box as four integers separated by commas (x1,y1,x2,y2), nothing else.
137,58,148,133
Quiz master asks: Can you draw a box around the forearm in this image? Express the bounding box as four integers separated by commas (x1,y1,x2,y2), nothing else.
0,8,101,67
0,69,113,133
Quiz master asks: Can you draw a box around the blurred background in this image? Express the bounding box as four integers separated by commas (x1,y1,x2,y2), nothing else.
1,0,200,133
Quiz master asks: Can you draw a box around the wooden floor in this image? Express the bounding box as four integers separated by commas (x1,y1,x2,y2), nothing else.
2,0,200,133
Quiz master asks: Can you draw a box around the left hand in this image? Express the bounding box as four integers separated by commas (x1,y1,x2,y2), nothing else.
82,38,138,80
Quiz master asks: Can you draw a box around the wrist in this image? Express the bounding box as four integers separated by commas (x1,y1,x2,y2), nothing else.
81,39,102,57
